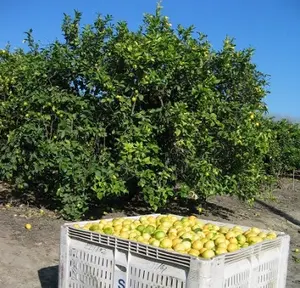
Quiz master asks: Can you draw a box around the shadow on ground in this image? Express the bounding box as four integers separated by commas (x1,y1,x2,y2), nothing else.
38,265,58,288
0,182,11,205
256,199,300,227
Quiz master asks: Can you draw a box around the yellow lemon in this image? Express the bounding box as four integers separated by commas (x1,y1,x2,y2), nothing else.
25,223,32,230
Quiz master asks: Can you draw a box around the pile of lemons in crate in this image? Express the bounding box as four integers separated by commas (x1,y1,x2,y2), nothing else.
73,215,277,259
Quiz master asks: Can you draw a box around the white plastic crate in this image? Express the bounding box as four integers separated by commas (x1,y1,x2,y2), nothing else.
59,214,290,288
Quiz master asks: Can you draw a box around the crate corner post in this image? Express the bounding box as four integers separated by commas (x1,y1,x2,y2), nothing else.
58,224,70,288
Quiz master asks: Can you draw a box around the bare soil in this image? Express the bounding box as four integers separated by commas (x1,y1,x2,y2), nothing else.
0,179,299,288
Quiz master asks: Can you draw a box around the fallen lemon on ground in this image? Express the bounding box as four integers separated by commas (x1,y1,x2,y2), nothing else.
25,223,32,230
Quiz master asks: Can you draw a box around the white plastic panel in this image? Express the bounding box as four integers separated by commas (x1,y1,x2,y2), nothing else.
58,214,290,288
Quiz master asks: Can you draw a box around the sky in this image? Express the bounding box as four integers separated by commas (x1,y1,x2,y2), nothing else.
1,0,299,120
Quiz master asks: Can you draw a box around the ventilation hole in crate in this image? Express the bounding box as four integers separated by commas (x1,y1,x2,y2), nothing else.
224,270,250,288
68,247,113,288
70,280,112,288
257,259,278,287
128,266,185,288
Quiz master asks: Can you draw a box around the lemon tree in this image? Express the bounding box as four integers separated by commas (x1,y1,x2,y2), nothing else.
0,6,273,219
265,118,300,175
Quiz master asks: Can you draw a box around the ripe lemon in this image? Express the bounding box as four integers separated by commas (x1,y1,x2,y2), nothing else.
123,219,132,226
201,249,215,259
168,227,178,234
181,232,194,240
215,247,227,255
174,243,187,253
245,232,257,239
258,232,267,239
83,223,92,230
150,239,160,247
181,240,192,250
160,238,173,249
161,221,172,229
142,233,151,241
225,231,236,239
199,247,207,254
248,236,263,245
203,223,213,230
214,237,225,245
173,220,183,228
147,216,156,223
188,249,200,257
25,223,32,230
227,243,239,252
219,227,229,234
217,242,228,249
192,240,203,250
204,240,215,250
205,232,215,240
114,224,123,232
266,232,277,239
236,235,246,245
228,237,238,244
241,243,249,248
172,238,182,247
200,238,209,244
212,225,220,231
168,233,177,240
232,226,242,231
119,231,129,239
251,227,261,234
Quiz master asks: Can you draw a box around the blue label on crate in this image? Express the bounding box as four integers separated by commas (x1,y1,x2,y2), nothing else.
118,279,125,288
114,270,126,288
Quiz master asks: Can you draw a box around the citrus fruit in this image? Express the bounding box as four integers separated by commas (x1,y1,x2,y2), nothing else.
227,243,239,252
89,224,100,231
160,238,173,249
174,243,186,253
25,223,32,230
204,240,215,250
192,240,203,250
188,249,200,257
201,249,215,259
181,239,192,250
103,227,114,235
154,230,166,240
215,247,227,255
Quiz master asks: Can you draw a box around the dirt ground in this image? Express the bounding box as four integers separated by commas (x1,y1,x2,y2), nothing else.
0,179,299,288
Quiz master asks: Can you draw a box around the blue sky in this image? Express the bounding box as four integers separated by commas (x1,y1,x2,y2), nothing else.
1,0,299,119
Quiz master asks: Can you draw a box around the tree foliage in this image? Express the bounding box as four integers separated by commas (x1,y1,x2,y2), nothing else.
1,6,296,219
265,119,300,175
